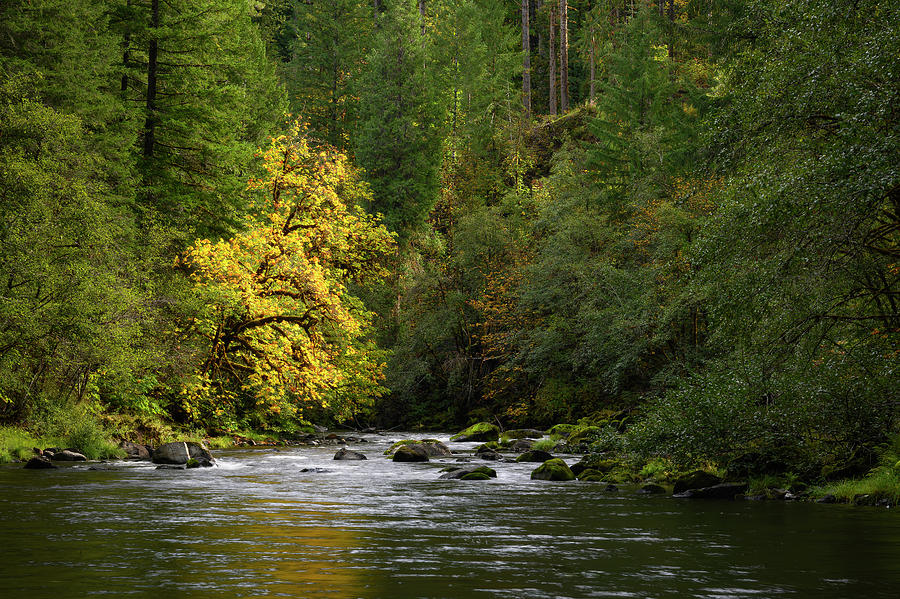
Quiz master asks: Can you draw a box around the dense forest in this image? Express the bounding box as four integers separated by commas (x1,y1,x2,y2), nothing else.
1,0,897,482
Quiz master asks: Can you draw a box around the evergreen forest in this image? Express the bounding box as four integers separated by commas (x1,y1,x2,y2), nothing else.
1,0,898,489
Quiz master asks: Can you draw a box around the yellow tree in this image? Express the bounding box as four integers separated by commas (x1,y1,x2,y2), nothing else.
184,120,395,426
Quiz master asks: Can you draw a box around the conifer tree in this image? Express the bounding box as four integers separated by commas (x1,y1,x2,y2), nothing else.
354,0,442,242
285,0,372,150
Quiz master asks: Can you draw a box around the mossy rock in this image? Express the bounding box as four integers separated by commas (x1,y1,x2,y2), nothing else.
383,439,417,455
576,468,603,480
574,455,623,474
450,422,500,442
516,450,553,463
439,465,497,480
384,439,452,458
673,470,723,494
461,472,492,481
547,424,577,438
579,473,607,482
392,445,429,462
567,426,603,446
531,458,575,481
475,442,500,451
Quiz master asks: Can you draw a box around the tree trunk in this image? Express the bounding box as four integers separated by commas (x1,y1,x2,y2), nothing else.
418,0,426,36
522,0,531,119
559,0,568,113
589,24,595,105
373,0,381,23
143,0,159,159
549,3,557,116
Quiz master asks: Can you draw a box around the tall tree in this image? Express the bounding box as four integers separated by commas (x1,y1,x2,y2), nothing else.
549,2,557,116
559,0,569,112
285,0,372,150
522,0,532,118
354,0,442,241
125,0,285,238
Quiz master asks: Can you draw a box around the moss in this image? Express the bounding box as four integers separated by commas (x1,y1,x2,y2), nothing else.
531,458,576,481
383,439,418,455
461,472,492,480
547,424,577,437
450,422,500,442
579,473,607,482
576,468,603,480
471,466,497,478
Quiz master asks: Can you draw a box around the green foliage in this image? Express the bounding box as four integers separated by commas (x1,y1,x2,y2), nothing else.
354,0,443,240
284,0,372,149
0,426,41,463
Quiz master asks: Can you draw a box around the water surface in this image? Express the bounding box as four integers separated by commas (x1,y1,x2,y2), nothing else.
1,433,897,598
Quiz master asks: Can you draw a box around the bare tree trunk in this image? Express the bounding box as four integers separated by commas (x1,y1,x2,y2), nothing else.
549,2,557,116
143,0,159,159
522,0,531,119
559,0,568,113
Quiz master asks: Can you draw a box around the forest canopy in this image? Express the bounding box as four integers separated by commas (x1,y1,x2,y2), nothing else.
0,0,897,477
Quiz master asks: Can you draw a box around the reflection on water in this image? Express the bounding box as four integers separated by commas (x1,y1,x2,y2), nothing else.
0,434,898,598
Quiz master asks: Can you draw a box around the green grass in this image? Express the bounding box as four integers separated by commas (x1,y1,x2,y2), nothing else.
531,438,558,452
813,466,900,504
0,426,41,463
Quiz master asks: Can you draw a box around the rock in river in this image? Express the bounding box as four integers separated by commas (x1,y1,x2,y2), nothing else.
439,466,497,480
50,450,87,462
672,470,722,494
334,448,367,460
24,456,57,469
450,422,500,443
673,482,748,499
392,444,429,462
515,450,553,463
530,458,575,481
152,442,214,467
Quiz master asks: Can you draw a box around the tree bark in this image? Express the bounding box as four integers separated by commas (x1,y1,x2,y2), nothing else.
522,0,531,119
589,24,595,105
143,0,159,159
549,2,557,116
418,0,426,35
559,0,568,113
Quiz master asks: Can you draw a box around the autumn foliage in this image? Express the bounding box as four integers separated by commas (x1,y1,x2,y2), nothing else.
183,120,395,425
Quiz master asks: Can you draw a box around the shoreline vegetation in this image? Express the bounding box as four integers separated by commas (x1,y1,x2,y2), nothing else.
1,0,896,508
3,416,897,508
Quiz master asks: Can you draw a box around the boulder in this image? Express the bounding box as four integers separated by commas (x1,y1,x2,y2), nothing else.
530,458,576,481
515,450,554,463
673,482,748,499
51,450,87,462
333,448,367,460
24,456,57,469
152,442,214,466
450,422,500,443
392,445,429,462
120,441,152,461
475,449,502,461
384,439,452,458
510,439,535,452
816,494,837,504
439,465,497,480
461,472,492,480
638,484,666,495
672,470,723,494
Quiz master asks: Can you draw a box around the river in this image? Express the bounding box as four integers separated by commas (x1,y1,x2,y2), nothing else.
1,433,898,598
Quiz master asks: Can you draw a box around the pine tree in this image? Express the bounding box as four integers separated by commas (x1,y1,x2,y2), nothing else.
284,0,372,150
354,0,442,241
124,0,285,239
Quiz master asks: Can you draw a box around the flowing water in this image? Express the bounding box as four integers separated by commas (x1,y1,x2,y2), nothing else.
1,433,898,598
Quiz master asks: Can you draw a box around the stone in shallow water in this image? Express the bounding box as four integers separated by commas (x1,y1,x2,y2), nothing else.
24,456,57,470
673,482,748,499
530,458,575,481
51,450,86,462
152,442,214,466
392,445,429,462
333,448,367,460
